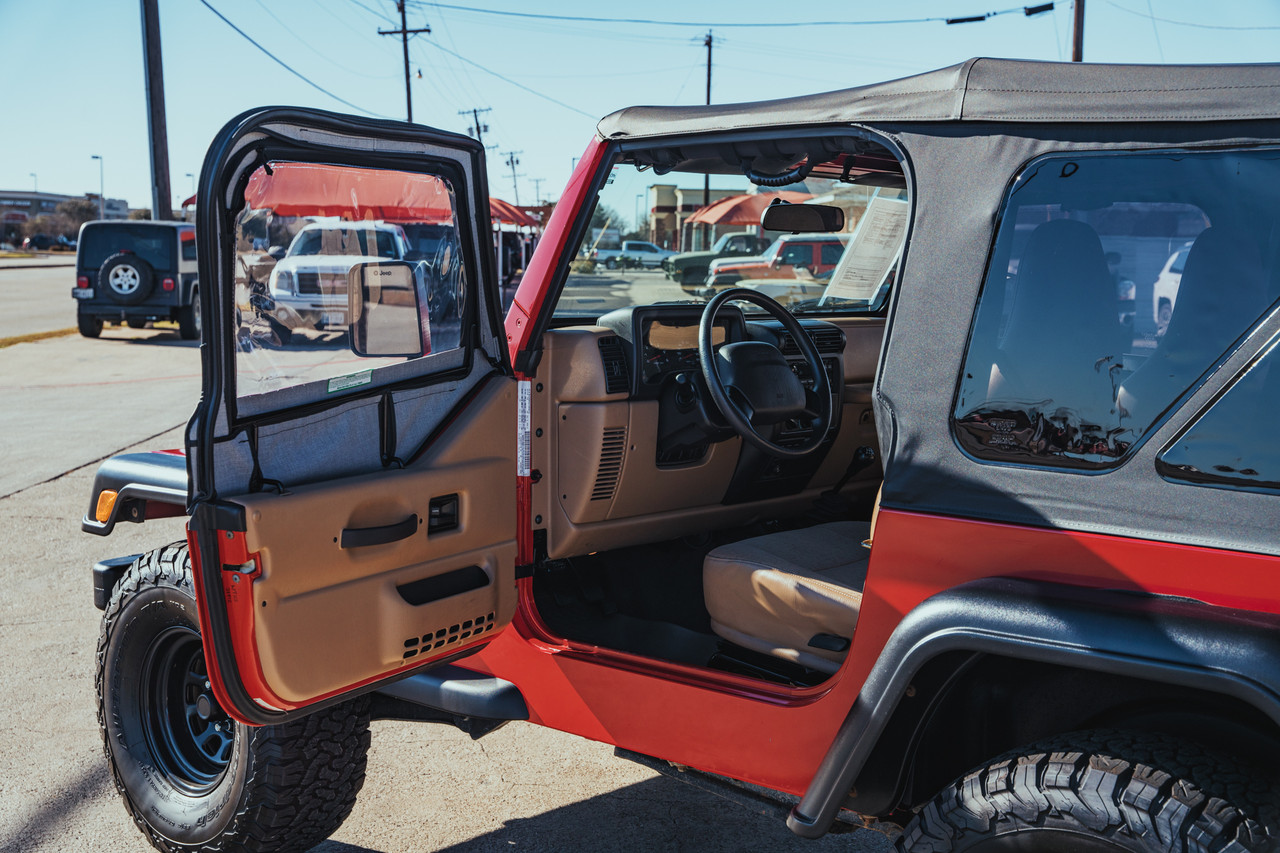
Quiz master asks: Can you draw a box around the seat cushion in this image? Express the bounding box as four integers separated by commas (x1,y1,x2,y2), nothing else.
703,521,871,674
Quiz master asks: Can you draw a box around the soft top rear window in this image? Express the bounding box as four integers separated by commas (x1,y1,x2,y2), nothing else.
79,223,177,271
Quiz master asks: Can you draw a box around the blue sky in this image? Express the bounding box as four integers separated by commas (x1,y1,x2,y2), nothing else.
2,0,1278,211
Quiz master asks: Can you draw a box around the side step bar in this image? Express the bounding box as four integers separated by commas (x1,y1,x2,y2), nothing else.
371,664,529,739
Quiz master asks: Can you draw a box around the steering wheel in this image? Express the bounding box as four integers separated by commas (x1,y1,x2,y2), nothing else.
698,288,833,459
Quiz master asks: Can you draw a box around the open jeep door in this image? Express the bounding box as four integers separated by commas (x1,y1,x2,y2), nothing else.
188,108,518,725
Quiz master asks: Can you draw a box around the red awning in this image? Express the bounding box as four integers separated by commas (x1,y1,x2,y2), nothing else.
490,197,537,227
243,162,455,223
685,191,812,226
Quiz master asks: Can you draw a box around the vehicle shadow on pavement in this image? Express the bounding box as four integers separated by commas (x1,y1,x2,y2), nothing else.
0,764,111,852
310,777,890,853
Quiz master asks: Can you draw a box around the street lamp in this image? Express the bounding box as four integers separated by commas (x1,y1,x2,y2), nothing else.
91,155,105,219
29,172,37,192
635,194,643,237
186,172,195,196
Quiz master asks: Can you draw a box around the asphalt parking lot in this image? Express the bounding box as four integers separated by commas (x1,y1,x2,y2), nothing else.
0,264,894,852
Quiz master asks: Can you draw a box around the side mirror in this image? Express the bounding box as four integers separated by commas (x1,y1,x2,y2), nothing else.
348,261,427,358
267,245,287,261
760,199,844,234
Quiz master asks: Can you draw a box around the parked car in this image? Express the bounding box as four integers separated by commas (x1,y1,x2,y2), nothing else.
664,231,768,288
591,239,674,269
84,60,1280,853
264,220,413,333
22,233,57,251
72,220,199,338
705,232,848,290
1152,241,1192,335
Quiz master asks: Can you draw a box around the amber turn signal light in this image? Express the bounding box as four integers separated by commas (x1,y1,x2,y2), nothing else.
95,490,119,524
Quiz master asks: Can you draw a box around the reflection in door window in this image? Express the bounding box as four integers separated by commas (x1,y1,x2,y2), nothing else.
232,161,467,411
1158,337,1280,494
953,149,1280,470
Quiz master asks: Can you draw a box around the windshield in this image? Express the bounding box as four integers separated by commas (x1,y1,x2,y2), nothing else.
556,138,907,320
289,227,398,258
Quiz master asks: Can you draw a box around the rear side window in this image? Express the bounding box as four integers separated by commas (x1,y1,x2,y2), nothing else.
953,149,1280,470
180,231,197,261
1158,336,1280,494
80,224,175,271
820,242,845,265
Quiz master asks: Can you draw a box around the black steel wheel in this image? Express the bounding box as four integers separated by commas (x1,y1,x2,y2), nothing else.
97,542,372,852
897,731,1279,852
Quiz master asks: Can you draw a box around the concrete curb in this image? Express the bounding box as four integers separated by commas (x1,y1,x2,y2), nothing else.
0,263,75,271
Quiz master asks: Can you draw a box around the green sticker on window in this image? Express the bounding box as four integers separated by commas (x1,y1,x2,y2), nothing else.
328,370,372,393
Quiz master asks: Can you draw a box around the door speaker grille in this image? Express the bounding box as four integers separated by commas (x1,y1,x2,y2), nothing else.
591,427,627,501
402,611,496,660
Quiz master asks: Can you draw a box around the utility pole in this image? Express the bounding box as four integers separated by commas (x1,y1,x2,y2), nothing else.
702,30,712,250
140,0,173,220
91,156,105,219
531,178,544,205
503,151,524,206
459,107,491,147
379,2,430,122
1072,0,1085,61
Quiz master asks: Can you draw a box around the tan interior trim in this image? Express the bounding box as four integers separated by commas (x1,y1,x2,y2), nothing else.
235,378,518,704
534,319,886,560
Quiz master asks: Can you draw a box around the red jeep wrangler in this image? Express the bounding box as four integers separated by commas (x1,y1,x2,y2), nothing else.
86,58,1280,852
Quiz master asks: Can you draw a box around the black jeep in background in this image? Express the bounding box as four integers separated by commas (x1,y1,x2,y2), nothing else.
73,220,200,339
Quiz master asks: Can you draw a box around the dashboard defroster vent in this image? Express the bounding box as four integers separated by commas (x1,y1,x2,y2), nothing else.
591,427,627,501
598,336,630,395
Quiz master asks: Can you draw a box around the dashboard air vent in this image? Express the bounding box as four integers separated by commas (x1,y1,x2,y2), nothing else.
779,326,845,356
591,427,627,501
598,336,629,395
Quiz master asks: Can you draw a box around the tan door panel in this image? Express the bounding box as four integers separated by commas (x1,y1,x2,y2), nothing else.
233,379,518,704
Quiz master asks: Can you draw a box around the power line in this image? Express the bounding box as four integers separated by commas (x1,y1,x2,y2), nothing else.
196,0,389,117
1103,0,1280,29
346,0,395,24
409,2,1045,28
422,41,597,119
249,0,394,79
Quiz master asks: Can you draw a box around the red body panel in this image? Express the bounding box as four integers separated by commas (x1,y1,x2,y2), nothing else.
472,508,1280,795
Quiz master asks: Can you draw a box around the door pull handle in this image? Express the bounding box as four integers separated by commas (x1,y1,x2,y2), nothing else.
340,514,419,549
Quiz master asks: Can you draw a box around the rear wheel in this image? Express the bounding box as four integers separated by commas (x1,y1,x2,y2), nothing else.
177,286,201,340
78,313,103,338
897,732,1278,852
97,543,371,853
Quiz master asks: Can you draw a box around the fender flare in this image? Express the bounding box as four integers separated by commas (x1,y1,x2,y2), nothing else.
788,577,1280,838
81,451,189,536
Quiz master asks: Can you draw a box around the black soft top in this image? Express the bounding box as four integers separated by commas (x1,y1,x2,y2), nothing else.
597,58,1280,141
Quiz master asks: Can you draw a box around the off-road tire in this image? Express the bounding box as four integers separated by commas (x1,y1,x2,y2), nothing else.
78,313,103,338
898,731,1279,852
177,286,201,340
99,252,155,305
97,542,371,853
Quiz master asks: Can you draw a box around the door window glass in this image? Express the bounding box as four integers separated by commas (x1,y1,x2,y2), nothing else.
953,149,1280,470
1158,337,1280,494
233,161,467,411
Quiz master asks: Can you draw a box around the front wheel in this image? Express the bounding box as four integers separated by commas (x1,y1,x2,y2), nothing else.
97,543,371,852
898,732,1278,852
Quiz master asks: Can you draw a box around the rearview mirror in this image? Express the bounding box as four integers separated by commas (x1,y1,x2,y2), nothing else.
760,199,844,234
348,261,427,358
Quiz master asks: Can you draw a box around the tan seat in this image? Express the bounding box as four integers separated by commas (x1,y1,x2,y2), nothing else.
703,521,871,674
